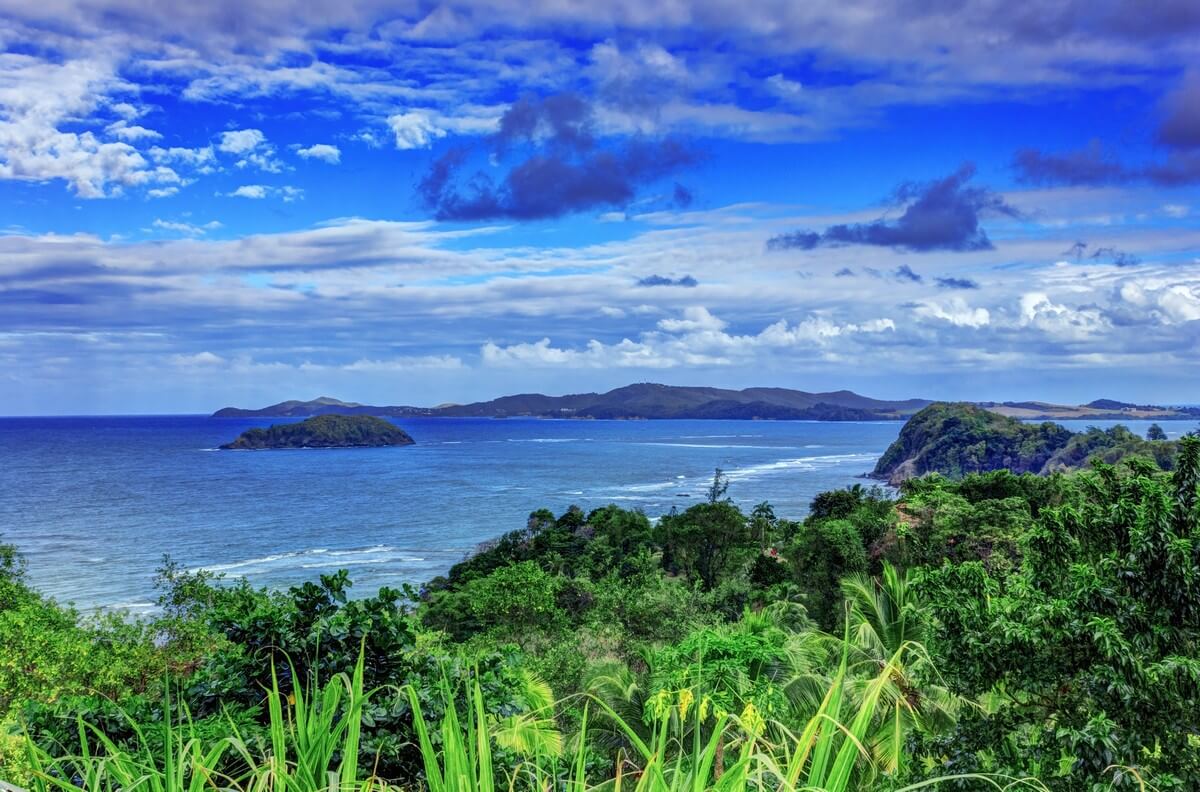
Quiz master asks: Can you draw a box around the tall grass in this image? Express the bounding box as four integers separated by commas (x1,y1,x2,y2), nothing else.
12,644,1047,792
19,650,386,792
407,628,1048,792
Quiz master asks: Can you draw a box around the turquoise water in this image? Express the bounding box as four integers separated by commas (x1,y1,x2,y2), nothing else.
1,415,1195,610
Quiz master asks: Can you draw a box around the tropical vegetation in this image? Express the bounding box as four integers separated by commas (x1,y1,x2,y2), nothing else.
3,436,1200,791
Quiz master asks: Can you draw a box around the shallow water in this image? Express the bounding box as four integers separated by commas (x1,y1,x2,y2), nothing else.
1,414,1194,610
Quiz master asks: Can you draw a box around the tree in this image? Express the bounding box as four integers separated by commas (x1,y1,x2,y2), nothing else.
917,439,1200,789
706,468,730,503
465,561,563,641
787,519,867,630
1147,423,1168,441
658,501,755,590
838,563,961,775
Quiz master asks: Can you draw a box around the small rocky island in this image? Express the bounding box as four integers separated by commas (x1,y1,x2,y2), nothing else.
220,414,416,450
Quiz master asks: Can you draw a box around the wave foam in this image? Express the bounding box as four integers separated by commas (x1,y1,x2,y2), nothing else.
189,544,414,574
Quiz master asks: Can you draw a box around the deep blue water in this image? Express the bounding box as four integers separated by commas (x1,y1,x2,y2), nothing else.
2,415,1196,611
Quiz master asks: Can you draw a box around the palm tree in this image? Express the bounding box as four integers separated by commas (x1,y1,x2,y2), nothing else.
584,658,657,760
837,562,964,775
490,667,564,760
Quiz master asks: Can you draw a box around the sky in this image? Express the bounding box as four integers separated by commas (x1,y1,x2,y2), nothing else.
3,1,1200,414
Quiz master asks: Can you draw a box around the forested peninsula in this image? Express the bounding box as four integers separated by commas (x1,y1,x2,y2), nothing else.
872,401,1181,484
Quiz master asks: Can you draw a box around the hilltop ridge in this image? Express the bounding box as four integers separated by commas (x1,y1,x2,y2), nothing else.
213,383,1200,422
213,383,929,420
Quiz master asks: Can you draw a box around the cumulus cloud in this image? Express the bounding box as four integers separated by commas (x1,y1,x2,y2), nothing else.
1019,292,1110,341
106,121,162,141
481,306,895,369
0,53,181,197
217,129,266,154
418,93,696,221
217,128,282,172
767,164,1019,252
228,184,268,199
657,306,726,332
913,297,990,328
387,111,448,149
1116,280,1200,324
150,145,217,171
295,143,340,163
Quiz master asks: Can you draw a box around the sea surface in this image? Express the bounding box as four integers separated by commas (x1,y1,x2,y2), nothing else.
2,415,1196,611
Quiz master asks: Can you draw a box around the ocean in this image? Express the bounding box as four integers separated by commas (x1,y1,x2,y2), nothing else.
2,415,1195,611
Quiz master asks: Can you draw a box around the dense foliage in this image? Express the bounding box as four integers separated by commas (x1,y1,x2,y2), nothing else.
4,438,1200,791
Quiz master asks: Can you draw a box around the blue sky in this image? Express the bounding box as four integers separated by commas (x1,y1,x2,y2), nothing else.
3,1,1200,414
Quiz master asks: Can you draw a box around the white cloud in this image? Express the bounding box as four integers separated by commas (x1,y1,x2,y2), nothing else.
168,351,462,373
0,53,170,197
913,297,991,328
657,306,727,332
1019,292,1109,341
1117,280,1200,324
106,120,162,141
149,145,216,170
387,111,447,149
482,307,896,369
296,143,340,163
343,355,464,371
217,129,266,154
766,73,804,97
169,351,225,366
217,128,282,172
225,184,302,201
108,102,143,120
152,218,222,236
1158,285,1200,323
229,184,267,199
236,151,284,173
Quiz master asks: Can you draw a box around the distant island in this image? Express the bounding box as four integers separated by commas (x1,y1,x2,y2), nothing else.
220,414,415,450
872,402,1180,484
212,383,1200,423
213,384,930,420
